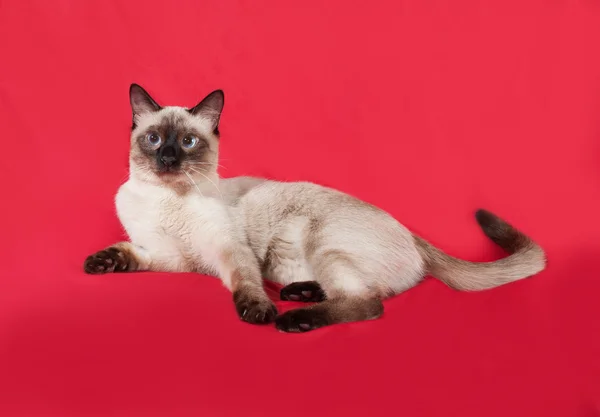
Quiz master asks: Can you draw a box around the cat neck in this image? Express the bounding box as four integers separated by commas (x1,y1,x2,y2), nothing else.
128,166,222,199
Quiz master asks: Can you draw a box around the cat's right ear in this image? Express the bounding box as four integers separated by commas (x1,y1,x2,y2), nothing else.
129,84,161,119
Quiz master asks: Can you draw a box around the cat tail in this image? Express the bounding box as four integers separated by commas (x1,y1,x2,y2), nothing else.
414,209,546,291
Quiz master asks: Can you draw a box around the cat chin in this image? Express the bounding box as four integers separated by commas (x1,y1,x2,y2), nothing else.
156,170,182,178
155,171,187,184
131,168,186,187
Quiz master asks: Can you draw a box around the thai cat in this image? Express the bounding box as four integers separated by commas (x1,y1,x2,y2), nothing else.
84,84,546,332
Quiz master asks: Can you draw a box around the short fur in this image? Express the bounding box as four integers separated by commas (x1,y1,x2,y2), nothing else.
84,84,547,333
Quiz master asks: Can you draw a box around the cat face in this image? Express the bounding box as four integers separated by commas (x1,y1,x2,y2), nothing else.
128,84,223,186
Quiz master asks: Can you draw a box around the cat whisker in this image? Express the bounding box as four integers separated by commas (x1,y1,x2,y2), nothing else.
184,170,204,197
188,167,223,200
118,172,130,185
187,161,228,171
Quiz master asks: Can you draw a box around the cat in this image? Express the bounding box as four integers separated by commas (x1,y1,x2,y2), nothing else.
83,84,547,333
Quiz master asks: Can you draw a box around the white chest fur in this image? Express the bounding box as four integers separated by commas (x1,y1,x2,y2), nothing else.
115,178,234,275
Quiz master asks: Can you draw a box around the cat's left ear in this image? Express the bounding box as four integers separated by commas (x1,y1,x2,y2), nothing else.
189,90,224,134
130,84,161,116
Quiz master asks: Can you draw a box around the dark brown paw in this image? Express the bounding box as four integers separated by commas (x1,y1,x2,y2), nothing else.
275,308,330,333
233,290,278,324
280,281,326,302
84,248,129,274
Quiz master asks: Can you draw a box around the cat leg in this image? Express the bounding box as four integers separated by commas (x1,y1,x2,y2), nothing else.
280,281,326,302
276,251,384,332
84,242,151,274
275,296,383,333
220,245,278,325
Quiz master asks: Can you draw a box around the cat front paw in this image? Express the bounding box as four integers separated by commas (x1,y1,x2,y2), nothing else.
84,247,129,274
233,289,278,324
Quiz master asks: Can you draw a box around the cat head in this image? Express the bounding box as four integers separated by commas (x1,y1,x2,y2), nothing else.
128,84,223,187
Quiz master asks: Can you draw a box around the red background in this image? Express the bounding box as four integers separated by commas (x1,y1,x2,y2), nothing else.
1,1,599,416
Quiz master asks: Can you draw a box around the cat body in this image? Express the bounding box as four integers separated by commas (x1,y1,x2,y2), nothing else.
116,177,424,295
85,85,546,332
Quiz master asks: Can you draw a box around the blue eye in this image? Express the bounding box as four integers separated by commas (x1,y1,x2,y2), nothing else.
146,133,161,146
182,136,199,149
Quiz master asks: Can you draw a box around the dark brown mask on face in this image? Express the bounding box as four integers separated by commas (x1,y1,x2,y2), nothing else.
128,84,224,182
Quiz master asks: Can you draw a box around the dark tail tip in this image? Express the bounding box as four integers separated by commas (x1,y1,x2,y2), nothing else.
475,209,529,253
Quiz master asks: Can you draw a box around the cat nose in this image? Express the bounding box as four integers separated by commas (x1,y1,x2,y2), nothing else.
160,155,177,167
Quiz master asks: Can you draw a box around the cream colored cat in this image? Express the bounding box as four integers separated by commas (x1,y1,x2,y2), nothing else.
84,84,546,332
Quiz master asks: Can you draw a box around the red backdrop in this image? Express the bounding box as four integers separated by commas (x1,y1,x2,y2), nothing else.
1,1,599,416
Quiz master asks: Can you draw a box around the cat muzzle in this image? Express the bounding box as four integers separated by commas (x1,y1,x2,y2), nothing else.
160,155,177,167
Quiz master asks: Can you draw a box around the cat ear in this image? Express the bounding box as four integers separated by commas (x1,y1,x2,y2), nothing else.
189,90,224,133
129,83,161,117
